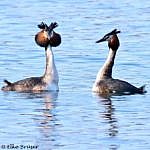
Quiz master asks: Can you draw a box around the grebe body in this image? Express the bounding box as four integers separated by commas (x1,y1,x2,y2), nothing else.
1,22,60,92
92,29,146,95
93,78,145,95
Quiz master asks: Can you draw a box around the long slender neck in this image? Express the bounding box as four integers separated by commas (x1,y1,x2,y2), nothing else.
95,48,117,82
42,45,58,83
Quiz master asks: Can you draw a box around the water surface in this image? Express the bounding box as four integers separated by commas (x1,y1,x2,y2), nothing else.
0,0,150,150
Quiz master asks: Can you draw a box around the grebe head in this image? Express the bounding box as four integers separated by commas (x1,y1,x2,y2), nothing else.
35,22,61,48
96,29,120,51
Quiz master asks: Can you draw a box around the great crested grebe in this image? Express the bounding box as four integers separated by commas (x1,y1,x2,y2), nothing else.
1,22,61,92
92,29,146,95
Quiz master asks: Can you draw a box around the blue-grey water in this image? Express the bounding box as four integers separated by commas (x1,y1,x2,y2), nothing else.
0,0,150,150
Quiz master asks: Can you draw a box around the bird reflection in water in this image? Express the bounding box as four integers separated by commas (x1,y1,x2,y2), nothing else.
38,91,58,125
35,91,58,136
19,91,59,147
94,93,119,150
101,96,118,137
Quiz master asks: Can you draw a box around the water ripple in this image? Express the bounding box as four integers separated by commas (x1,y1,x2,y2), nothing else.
0,0,150,150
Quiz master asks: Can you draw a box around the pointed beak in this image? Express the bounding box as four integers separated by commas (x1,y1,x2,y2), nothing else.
96,37,106,43
47,28,53,40
47,31,52,40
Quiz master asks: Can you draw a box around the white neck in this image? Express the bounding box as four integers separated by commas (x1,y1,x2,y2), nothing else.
95,48,116,83
42,45,59,90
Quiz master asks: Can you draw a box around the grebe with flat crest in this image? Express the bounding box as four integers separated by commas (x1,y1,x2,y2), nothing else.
1,22,61,92
92,29,146,95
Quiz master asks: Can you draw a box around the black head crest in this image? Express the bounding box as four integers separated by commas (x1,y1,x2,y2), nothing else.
37,22,49,30
96,29,121,43
49,22,58,31
106,29,121,37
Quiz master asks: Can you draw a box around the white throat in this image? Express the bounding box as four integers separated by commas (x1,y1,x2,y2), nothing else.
43,45,59,91
92,48,116,91
97,48,115,80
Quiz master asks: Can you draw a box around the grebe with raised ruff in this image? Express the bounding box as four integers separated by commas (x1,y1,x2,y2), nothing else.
92,29,146,95
1,22,61,92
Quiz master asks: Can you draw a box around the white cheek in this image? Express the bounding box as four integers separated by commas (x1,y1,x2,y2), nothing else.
107,35,113,41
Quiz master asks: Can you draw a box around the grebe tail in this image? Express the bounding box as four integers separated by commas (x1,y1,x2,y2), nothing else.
3,79,12,86
1,22,60,92
92,29,146,95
